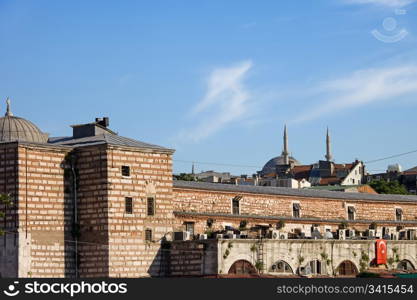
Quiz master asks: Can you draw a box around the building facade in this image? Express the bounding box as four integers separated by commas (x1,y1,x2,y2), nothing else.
1,102,417,278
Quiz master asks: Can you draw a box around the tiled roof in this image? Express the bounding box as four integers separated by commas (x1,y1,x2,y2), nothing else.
357,185,378,194
319,177,341,185
49,134,174,152
290,165,312,180
173,180,417,202
334,163,354,170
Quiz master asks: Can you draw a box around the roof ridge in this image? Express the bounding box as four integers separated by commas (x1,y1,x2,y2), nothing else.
173,180,417,202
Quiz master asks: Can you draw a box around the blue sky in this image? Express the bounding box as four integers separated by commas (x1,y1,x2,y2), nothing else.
1,0,417,175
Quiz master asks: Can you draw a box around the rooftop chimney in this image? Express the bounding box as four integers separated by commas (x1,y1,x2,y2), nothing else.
72,117,112,138
95,117,109,128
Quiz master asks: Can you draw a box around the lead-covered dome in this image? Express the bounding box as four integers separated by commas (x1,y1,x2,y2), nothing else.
0,99,48,143
260,155,300,176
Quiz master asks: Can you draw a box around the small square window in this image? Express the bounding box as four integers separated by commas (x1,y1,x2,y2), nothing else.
121,165,130,177
125,197,133,214
147,197,155,216
145,229,152,242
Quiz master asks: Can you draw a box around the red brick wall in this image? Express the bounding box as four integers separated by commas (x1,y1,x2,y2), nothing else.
0,143,19,277
17,144,72,278
0,143,18,232
105,146,174,277
75,145,110,277
172,187,417,233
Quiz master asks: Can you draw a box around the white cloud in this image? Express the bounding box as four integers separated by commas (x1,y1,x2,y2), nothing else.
293,65,417,123
343,0,416,7
177,60,253,142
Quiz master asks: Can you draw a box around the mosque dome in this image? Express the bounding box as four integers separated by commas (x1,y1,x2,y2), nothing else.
260,155,300,176
0,98,49,144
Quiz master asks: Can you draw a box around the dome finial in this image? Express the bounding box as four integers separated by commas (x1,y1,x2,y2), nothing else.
5,97,13,117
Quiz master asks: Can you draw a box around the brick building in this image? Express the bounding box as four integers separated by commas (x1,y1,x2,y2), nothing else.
1,101,417,277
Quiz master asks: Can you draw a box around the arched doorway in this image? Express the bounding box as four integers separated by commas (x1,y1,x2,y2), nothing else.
228,260,257,275
336,260,359,276
397,260,415,271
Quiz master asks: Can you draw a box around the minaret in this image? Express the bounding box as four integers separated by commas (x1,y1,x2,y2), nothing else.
282,125,290,165
325,127,333,162
5,97,13,116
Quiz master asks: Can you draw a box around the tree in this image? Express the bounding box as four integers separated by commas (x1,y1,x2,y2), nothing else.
173,173,198,181
369,180,409,195
0,194,11,236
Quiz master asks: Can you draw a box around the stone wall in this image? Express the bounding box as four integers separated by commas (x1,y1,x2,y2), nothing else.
16,144,72,278
168,239,417,277
172,187,417,235
219,239,417,276
2,142,176,278
169,241,218,276
0,143,19,277
75,145,110,277
105,146,174,277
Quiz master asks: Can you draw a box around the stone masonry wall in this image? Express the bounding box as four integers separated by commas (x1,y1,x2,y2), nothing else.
172,188,417,235
218,239,417,276
105,146,174,277
0,143,19,277
16,144,72,278
169,241,218,276
169,239,417,277
76,145,110,277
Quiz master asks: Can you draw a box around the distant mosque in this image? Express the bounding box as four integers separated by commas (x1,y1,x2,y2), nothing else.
258,125,365,188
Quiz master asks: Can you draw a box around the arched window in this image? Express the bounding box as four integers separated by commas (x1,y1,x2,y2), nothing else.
270,260,293,274
228,260,257,275
336,260,359,276
397,260,415,271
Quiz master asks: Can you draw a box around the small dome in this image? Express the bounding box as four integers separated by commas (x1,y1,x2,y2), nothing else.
0,99,48,143
260,155,300,176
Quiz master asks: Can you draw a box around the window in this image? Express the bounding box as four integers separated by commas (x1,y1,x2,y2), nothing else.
121,165,130,177
396,208,403,221
125,197,133,214
232,196,241,215
147,197,155,216
347,206,355,221
145,229,152,242
309,260,322,275
271,260,293,274
185,222,195,236
293,202,300,218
